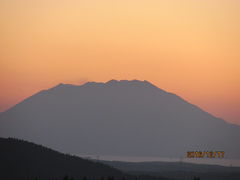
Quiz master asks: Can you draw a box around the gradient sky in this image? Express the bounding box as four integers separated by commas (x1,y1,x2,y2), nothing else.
1,0,240,124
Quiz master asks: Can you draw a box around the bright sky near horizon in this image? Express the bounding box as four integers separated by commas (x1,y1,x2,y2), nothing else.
1,0,240,124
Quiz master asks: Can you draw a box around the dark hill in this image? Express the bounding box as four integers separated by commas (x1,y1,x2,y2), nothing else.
0,137,124,180
0,138,171,180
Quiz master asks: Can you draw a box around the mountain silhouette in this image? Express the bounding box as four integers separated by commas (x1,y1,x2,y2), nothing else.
0,80,239,158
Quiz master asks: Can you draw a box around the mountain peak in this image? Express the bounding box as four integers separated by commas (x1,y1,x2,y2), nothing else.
106,79,148,84
50,83,77,91
106,79,119,84
105,79,157,87
49,79,163,93
58,83,76,87
52,80,158,90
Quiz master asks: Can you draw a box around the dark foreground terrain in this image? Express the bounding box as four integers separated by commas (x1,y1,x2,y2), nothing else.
1,137,239,180
0,138,171,180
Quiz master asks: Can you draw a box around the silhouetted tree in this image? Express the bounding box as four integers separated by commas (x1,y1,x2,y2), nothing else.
63,175,69,180
107,176,114,180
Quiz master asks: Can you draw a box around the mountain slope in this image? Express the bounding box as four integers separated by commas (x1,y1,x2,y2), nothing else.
0,138,173,180
0,80,239,158
0,138,124,180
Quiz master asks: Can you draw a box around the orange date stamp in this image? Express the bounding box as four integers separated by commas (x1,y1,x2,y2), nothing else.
186,151,225,158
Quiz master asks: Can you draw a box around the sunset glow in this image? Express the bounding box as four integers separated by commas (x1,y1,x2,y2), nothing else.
1,0,240,124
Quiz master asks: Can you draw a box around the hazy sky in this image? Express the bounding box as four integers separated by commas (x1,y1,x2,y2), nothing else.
1,0,240,124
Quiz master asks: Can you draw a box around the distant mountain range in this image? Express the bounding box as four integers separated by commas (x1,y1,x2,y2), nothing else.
101,160,240,180
0,137,172,180
0,80,239,158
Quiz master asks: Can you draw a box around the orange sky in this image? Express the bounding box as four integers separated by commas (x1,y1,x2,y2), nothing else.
1,0,240,124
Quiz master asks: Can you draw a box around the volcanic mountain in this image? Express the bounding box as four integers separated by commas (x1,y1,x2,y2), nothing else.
0,80,239,158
